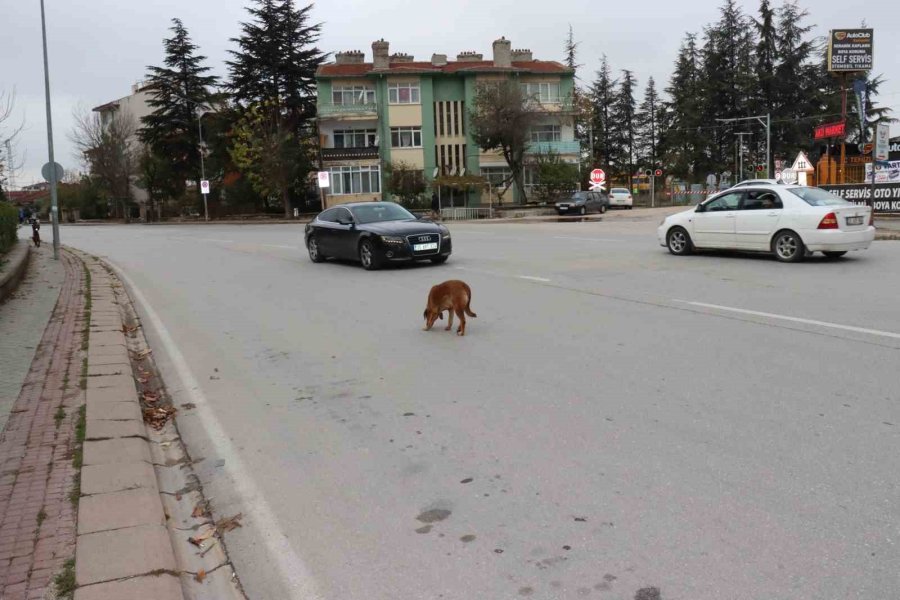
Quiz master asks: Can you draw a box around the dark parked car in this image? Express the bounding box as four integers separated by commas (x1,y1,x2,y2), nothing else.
555,191,608,215
304,202,452,270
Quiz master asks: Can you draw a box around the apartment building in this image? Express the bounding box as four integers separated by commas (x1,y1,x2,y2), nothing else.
315,37,576,208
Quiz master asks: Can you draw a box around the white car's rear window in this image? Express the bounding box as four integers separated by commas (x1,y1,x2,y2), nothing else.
611,188,629,194
789,187,853,207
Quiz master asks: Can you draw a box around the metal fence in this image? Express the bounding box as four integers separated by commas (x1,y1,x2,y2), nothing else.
440,207,493,221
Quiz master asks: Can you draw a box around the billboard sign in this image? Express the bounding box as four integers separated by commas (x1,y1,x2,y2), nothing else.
821,183,900,213
827,29,873,72
814,121,846,140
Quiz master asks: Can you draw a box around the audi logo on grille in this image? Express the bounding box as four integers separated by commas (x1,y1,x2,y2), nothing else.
418,236,430,242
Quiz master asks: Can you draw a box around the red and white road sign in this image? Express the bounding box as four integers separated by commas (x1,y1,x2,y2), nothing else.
654,169,663,177
589,169,606,185
317,171,330,188
200,180,210,195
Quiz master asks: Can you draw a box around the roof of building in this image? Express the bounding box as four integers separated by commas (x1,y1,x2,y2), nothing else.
318,60,572,77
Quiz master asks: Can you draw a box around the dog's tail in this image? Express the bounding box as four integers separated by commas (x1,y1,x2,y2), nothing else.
463,284,477,318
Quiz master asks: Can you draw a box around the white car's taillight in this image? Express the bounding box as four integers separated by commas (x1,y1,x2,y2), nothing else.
817,212,838,230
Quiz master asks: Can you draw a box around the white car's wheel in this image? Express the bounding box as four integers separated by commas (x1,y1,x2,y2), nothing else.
772,230,805,263
666,227,693,256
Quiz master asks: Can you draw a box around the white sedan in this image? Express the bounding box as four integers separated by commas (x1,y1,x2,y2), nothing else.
608,187,633,209
657,185,875,262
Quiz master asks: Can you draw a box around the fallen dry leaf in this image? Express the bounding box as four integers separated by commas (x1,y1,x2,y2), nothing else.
142,405,176,430
188,527,216,546
191,500,209,519
142,391,159,405
216,513,243,534
135,348,153,359
194,569,206,583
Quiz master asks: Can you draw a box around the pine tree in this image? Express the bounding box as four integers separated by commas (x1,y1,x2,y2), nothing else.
773,1,819,159
140,18,219,203
610,70,637,186
754,0,778,116
564,25,580,71
227,0,325,216
589,55,617,173
636,77,661,168
663,34,704,180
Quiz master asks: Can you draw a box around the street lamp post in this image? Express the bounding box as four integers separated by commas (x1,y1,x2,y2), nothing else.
196,110,208,222
39,0,60,259
716,114,771,180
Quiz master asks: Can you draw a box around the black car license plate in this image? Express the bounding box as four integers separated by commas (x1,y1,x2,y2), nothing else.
846,216,863,226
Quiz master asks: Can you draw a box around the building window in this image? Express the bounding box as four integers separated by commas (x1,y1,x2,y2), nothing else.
530,125,561,143
521,82,560,104
332,86,375,105
481,166,512,186
328,165,381,195
388,82,420,104
333,129,377,148
390,126,422,148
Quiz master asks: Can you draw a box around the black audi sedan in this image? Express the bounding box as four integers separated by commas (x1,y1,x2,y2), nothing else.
304,202,452,270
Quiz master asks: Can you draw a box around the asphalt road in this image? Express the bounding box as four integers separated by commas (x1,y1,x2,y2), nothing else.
61,212,900,600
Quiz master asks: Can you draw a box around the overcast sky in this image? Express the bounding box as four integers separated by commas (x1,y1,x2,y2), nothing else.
3,0,897,187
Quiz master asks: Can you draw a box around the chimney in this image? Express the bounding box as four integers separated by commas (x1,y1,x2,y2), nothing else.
390,52,414,64
335,50,364,65
492,37,512,68
372,39,390,70
431,53,448,67
456,51,483,63
511,48,532,62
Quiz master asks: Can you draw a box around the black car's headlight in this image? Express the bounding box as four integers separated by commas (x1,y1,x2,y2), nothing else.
380,235,405,245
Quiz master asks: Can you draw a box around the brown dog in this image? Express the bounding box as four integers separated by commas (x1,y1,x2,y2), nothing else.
423,280,477,336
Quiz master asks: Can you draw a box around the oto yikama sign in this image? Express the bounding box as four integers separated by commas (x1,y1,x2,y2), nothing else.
827,29,873,72
821,183,900,213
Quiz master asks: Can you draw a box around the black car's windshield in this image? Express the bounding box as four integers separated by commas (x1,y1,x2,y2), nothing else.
788,187,852,207
350,203,416,224
569,192,589,201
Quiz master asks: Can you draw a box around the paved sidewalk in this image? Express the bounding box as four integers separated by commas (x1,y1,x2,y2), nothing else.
0,245,65,429
0,250,85,600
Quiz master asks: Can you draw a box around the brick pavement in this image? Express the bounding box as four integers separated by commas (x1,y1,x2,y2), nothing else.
0,250,85,600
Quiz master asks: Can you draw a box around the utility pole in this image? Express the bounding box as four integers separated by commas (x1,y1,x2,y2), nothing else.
197,111,208,221
735,132,751,181
4,140,14,193
717,114,771,180
40,0,60,259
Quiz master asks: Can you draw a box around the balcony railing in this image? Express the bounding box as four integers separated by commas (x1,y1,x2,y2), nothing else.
321,146,380,161
527,140,581,155
317,102,378,118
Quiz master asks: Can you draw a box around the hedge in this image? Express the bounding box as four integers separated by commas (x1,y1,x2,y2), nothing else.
0,203,18,254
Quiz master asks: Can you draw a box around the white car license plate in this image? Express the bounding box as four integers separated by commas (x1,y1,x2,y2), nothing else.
846,216,864,226
414,242,438,251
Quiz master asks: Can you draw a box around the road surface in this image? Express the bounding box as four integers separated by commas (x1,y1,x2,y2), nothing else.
62,214,900,599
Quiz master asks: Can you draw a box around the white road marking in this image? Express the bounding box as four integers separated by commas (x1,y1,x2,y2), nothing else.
518,275,552,283
677,300,900,340
108,263,322,599
197,238,234,244
553,236,622,242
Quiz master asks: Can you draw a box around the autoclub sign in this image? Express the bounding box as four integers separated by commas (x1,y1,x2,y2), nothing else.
827,29,873,72
821,183,900,214
814,121,845,140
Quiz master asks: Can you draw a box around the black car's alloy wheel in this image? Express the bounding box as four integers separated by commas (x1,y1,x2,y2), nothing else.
359,239,380,270
307,236,325,263
579,206,586,216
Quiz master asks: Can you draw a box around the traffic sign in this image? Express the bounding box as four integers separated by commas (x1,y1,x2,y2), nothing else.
644,169,652,177
654,169,663,177
780,168,797,184
756,165,764,173
589,169,606,185
317,171,330,188
200,180,210,195
41,162,64,183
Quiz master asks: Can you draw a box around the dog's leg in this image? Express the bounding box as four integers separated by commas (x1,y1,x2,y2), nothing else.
445,309,454,331
456,309,466,336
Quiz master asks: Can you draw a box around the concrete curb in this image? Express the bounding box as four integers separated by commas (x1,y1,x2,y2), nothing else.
68,255,183,600
68,249,244,600
0,239,31,304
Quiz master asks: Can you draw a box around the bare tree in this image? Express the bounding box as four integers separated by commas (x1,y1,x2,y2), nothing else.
0,90,25,193
70,107,139,218
469,80,542,203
